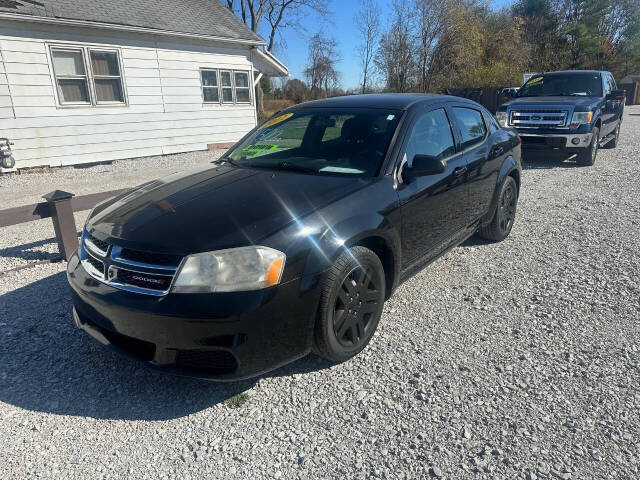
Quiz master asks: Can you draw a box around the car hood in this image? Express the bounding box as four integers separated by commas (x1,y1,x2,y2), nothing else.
504,96,599,109
87,163,366,254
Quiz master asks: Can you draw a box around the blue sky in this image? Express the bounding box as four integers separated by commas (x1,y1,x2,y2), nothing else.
264,0,514,90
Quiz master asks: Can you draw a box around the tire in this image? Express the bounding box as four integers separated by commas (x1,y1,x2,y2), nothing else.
478,176,518,242
576,127,599,166
314,246,386,363
602,123,620,149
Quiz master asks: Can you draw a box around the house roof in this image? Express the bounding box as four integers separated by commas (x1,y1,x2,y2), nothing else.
0,0,264,45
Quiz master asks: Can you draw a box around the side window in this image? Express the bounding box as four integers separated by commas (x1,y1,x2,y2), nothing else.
603,75,612,95
607,74,616,92
453,107,487,150
405,108,455,166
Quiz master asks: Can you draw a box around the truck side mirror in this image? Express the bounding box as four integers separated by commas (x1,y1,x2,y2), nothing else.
607,89,626,101
402,154,446,180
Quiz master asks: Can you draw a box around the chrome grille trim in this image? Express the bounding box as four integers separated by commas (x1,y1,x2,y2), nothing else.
85,235,108,257
507,105,574,129
79,230,182,297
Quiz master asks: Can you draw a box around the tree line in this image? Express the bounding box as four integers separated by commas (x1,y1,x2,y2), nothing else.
367,0,640,94
227,0,640,104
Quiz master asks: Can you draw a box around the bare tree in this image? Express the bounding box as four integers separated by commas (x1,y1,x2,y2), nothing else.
304,32,341,98
375,0,415,92
226,0,328,51
354,0,381,94
414,0,449,92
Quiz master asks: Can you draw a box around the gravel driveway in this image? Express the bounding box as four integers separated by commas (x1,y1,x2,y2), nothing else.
1,107,639,480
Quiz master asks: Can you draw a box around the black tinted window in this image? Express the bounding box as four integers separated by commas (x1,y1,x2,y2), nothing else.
405,108,455,165
517,73,603,97
453,107,486,150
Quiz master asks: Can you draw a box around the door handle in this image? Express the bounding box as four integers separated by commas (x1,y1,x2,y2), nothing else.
453,166,467,177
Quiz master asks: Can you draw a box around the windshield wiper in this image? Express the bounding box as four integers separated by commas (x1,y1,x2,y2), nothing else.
274,162,318,174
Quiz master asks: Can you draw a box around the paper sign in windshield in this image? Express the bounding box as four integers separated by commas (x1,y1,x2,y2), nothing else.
242,143,278,158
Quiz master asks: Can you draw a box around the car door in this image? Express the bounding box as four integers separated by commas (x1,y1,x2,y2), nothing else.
600,73,615,136
396,106,469,266
449,104,503,222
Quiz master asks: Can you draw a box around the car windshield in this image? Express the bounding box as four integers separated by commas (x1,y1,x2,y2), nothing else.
517,73,603,97
224,108,403,177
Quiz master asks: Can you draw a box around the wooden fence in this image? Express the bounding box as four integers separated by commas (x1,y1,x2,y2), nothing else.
0,188,128,261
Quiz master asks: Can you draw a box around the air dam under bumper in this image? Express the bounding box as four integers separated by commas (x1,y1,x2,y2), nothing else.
67,251,322,381
519,132,593,149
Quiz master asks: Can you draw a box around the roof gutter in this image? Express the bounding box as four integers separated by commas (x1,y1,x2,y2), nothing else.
0,12,265,46
251,47,289,76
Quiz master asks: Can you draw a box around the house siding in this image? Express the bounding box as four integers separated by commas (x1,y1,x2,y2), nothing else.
0,21,259,170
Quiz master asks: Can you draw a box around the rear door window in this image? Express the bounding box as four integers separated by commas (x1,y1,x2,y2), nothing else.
452,107,487,150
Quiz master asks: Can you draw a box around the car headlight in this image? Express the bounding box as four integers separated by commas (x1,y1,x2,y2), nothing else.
495,111,508,128
172,246,286,293
570,111,593,127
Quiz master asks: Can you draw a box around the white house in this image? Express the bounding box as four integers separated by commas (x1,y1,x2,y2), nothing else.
0,0,288,173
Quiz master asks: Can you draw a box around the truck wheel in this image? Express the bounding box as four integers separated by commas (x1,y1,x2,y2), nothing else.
479,176,518,242
576,128,599,166
314,246,385,363
603,124,620,149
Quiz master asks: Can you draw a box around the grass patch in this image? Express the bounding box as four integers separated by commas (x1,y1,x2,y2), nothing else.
223,392,250,409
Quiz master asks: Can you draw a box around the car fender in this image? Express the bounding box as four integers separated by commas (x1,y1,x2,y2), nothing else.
482,155,520,226
278,212,401,290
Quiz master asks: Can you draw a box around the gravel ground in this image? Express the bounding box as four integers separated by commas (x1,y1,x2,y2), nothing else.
1,107,639,480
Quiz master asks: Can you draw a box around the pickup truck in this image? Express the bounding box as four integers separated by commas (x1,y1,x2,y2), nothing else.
495,70,625,166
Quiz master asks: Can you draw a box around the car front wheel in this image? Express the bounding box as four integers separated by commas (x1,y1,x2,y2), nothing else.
576,127,599,166
314,246,385,362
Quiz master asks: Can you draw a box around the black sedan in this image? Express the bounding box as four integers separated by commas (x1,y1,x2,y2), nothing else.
67,94,521,380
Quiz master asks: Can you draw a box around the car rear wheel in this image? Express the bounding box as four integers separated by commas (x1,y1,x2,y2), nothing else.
478,176,518,242
314,246,385,362
576,127,599,166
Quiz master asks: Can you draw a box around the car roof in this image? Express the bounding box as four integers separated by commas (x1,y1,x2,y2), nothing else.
287,93,471,111
537,70,606,76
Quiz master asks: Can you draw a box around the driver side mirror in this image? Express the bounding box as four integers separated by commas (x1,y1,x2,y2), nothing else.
402,154,446,181
607,89,626,101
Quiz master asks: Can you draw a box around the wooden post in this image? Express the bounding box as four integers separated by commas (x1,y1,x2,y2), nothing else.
42,190,78,261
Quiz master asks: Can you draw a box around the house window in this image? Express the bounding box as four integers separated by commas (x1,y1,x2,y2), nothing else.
220,71,234,103
201,70,219,102
234,72,250,103
90,51,124,103
200,69,252,105
51,48,90,104
50,46,126,106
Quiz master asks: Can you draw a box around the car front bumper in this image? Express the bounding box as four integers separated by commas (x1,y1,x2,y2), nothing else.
518,132,593,150
67,251,323,381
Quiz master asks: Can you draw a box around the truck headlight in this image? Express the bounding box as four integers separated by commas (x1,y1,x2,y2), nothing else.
495,111,508,128
570,111,593,127
172,246,286,293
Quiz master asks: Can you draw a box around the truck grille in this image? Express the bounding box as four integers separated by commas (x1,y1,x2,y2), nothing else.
80,230,182,296
509,108,569,128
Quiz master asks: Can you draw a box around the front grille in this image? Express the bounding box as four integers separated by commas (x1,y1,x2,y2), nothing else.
175,349,239,374
119,248,182,267
509,109,569,128
116,269,173,292
86,253,105,277
86,234,109,255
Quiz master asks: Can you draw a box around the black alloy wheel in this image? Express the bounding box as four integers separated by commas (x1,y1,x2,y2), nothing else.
498,179,517,234
478,176,518,242
332,265,380,347
314,246,385,362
